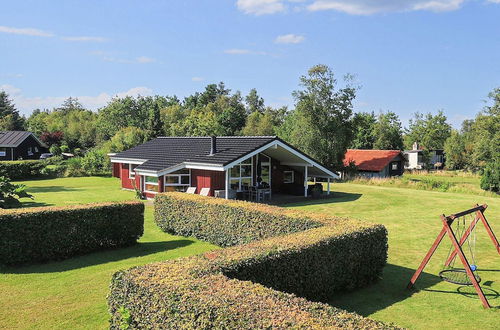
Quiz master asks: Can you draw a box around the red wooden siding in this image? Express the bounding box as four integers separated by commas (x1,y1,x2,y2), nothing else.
112,163,121,178
120,163,140,190
191,169,225,196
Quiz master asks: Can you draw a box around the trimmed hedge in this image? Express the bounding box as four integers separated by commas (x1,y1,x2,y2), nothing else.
108,193,391,328
0,201,144,265
154,192,322,246
0,160,47,180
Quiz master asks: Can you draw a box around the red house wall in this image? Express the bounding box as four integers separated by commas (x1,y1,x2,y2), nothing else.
191,169,225,196
120,163,140,190
112,163,121,178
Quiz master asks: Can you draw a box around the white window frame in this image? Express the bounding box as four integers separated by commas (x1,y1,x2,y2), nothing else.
283,170,294,184
27,147,33,156
129,164,138,179
143,176,159,194
229,158,253,191
164,169,191,191
259,154,272,187
391,162,398,170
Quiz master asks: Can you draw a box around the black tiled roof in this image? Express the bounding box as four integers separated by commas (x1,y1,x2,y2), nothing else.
0,131,35,147
113,136,277,171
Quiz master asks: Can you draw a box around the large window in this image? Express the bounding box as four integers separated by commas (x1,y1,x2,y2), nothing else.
129,164,138,179
259,154,271,186
164,169,191,192
230,159,253,191
144,176,159,193
0,147,6,157
283,170,294,183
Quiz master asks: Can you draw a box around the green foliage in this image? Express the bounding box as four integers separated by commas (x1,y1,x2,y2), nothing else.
0,160,47,180
26,100,98,149
404,110,451,150
0,91,24,130
102,127,148,154
350,111,376,149
240,107,284,136
64,157,87,177
154,193,321,246
0,176,33,209
280,65,356,170
49,144,62,156
373,111,404,150
444,130,467,170
146,103,163,140
245,88,265,114
0,201,144,265
81,149,110,175
109,192,389,329
480,161,499,192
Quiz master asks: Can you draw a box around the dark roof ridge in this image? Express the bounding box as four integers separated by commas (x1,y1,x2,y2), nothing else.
157,135,277,139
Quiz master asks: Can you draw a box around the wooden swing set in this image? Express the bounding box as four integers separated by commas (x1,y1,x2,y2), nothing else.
407,204,500,308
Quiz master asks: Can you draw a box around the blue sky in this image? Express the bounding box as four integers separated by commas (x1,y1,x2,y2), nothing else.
1,0,499,127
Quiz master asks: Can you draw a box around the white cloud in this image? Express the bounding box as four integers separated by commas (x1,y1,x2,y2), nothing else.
307,0,465,15
0,25,54,37
97,54,156,64
192,77,205,82
135,56,156,63
0,85,153,114
61,36,107,42
236,0,286,15
224,48,267,55
275,34,305,44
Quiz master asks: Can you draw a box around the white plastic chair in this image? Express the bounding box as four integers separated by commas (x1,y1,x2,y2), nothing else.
199,188,210,196
185,187,196,194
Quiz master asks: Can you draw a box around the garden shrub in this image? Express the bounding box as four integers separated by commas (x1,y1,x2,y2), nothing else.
480,161,499,192
0,160,47,180
108,193,390,329
154,192,321,246
0,201,144,265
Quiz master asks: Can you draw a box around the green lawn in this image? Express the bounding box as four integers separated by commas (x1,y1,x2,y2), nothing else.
287,183,500,329
1,177,499,329
0,177,217,329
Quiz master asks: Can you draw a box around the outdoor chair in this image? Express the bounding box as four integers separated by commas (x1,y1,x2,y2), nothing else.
185,187,196,194
199,188,210,196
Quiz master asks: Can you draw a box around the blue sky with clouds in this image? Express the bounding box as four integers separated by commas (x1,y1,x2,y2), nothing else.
1,0,499,127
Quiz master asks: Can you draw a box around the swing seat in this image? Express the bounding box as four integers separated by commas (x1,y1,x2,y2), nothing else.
439,268,481,286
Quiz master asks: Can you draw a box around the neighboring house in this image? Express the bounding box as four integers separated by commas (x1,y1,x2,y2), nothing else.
109,136,339,199
0,131,48,161
343,149,405,178
404,142,445,170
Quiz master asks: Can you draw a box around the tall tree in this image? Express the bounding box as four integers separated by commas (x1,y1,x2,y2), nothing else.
0,91,24,130
372,111,404,150
280,65,356,169
146,103,163,140
444,129,467,170
404,110,451,150
350,112,376,149
245,88,265,114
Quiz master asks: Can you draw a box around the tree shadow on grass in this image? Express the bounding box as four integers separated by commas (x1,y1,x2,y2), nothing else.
327,263,442,316
328,264,500,315
1,239,193,274
276,192,362,207
19,201,53,208
26,186,80,193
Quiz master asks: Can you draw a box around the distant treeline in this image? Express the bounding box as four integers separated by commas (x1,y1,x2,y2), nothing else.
0,65,498,190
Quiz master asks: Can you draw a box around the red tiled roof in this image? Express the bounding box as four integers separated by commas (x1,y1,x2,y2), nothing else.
343,149,402,172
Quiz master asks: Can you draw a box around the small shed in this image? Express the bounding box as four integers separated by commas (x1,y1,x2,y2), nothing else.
343,149,405,178
0,131,48,161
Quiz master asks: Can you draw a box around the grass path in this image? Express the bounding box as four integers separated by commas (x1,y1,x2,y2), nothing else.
0,177,217,329
287,183,500,329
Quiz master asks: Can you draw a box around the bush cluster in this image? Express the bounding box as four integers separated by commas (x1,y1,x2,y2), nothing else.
108,193,390,329
154,192,321,246
0,201,144,265
0,160,47,180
